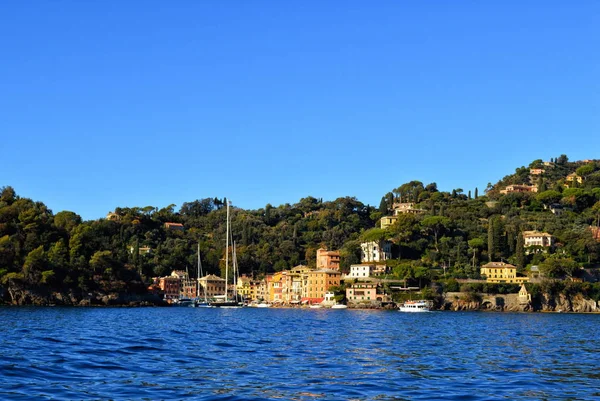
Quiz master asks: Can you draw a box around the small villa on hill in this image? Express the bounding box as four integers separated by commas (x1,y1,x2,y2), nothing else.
360,241,392,262
164,222,184,231
392,202,425,215
380,215,398,229
566,173,583,185
523,231,554,249
480,262,529,284
500,184,538,194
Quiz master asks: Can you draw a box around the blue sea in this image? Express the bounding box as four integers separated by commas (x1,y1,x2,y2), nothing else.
1,307,599,400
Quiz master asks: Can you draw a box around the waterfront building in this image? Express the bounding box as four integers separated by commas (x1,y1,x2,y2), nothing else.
518,284,532,304
304,269,341,304
158,276,181,301
480,262,529,284
237,275,252,300
198,274,226,298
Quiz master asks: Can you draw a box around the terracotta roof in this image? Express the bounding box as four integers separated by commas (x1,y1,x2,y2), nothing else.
481,262,516,269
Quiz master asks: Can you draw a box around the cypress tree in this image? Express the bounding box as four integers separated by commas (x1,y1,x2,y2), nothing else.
475,187,479,198
468,190,472,199
379,197,388,214
516,232,525,270
488,218,494,261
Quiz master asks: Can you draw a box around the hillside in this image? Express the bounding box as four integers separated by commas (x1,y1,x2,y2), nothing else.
1,154,600,305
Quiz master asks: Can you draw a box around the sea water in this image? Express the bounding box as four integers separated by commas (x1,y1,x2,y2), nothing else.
1,307,599,400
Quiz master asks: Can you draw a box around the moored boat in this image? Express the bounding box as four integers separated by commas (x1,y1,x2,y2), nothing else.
398,300,430,312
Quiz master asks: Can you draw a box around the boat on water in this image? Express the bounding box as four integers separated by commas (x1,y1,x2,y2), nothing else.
256,302,272,308
308,304,323,309
194,244,213,308
331,303,348,309
398,300,430,312
210,200,243,308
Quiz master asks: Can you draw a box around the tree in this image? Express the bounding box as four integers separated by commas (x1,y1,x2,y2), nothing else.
468,238,485,271
421,216,450,252
488,218,494,262
515,232,525,270
539,256,579,279
23,245,47,284
536,190,562,207
54,211,82,234
0,186,17,205
89,250,117,276
474,187,479,198
556,154,569,165
576,163,596,178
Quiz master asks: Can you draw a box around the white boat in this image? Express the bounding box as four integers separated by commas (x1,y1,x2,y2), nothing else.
398,300,430,312
256,302,272,308
331,304,348,309
309,304,323,309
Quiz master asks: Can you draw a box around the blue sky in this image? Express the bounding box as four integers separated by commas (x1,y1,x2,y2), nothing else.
2,1,598,220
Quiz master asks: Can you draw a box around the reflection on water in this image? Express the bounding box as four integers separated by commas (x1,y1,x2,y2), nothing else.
1,307,600,400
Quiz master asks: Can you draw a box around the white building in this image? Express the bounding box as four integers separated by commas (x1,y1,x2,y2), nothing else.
523,231,554,248
348,264,375,278
360,241,392,263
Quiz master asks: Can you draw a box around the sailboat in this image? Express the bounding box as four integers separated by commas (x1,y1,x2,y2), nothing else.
210,199,243,308
194,243,212,308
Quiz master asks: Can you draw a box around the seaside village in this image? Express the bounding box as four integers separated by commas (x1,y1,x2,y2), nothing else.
146,193,581,308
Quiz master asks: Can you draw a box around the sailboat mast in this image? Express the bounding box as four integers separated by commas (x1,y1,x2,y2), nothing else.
225,199,230,301
197,242,200,298
233,240,238,300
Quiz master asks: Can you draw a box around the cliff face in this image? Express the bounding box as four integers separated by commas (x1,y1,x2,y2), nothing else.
441,292,599,313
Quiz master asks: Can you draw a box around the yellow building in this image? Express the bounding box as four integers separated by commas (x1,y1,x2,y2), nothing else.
380,215,398,229
480,262,529,284
236,275,252,300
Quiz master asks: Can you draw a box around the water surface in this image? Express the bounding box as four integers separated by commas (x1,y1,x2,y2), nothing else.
1,307,599,400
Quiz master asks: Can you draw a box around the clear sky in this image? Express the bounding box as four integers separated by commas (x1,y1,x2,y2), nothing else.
2,1,598,220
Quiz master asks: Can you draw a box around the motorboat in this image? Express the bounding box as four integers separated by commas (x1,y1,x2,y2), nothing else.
398,300,430,312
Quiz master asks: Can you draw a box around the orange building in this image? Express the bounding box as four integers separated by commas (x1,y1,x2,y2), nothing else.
316,248,340,270
303,269,341,304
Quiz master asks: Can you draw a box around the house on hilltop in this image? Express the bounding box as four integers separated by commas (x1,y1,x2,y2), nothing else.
380,215,398,229
164,222,184,231
523,231,554,253
500,184,538,194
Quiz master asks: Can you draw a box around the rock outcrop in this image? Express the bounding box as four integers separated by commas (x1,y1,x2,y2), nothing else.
441,291,598,313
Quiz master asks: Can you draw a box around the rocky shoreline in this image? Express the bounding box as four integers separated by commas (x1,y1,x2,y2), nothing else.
438,291,598,313
2,284,598,312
